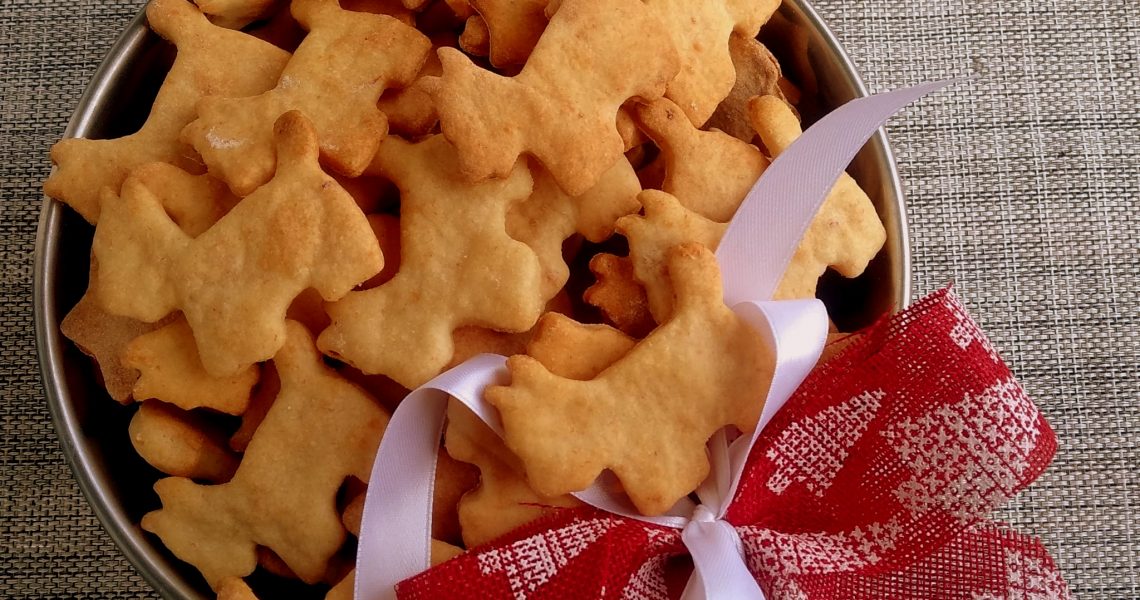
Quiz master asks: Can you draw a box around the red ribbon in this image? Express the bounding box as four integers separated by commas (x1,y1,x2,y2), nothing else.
396,288,1069,599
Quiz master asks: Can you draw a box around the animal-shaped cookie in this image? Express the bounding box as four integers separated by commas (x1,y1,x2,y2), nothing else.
433,0,679,195
747,95,886,298
184,0,431,195
458,14,491,56
44,0,289,222
619,190,725,321
506,159,640,299
706,34,790,142
123,318,259,415
446,313,633,546
129,400,241,482
487,244,773,515
582,253,655,337
318,135,544,388
94,112,382,376
142,322,389,587
61,262,176,404
468,0,549,66
633,97,768,222
61,162,241,403
646,0,739,127
622,97,886,319
192,0,282,28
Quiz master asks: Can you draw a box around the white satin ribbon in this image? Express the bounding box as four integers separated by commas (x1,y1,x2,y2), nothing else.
354,354,510,592
717,79,955,305
355,80,956,600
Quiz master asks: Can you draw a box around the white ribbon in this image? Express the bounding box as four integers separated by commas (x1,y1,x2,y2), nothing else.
355,81,956,600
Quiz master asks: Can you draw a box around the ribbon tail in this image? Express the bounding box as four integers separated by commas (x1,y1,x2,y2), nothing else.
717,79,961,305
354,355,509,600
716,299,828,516
681,520,766,600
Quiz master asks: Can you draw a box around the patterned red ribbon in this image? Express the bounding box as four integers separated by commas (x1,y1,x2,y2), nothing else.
395,288,1069,599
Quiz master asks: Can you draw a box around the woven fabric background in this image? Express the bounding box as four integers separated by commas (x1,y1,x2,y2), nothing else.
1,0,1136,598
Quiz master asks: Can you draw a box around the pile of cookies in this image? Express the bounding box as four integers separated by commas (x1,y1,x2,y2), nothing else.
45,0,887,597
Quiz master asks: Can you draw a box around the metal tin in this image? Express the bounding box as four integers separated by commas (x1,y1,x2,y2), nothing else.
34,3,910,598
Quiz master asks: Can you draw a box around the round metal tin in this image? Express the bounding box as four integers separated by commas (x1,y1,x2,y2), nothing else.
34,3,910,598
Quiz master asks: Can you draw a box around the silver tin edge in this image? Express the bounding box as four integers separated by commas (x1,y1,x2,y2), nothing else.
34,10,202,600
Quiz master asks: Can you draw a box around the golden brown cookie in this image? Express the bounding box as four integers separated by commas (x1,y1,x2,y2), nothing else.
94,112,382,376
446,313,635,546
619,190,726,321
706,34,790,142
183,0,431,195
469,0,549,67
61,262,176,404
633,97,767,222
129,400,240,482
142,322,389,587
318,135,544,388
488,244,773,515
433,0,679,195
583,253,656,338
747,95,887,299
45,0,289,223
458,14,491,56
123,318,259,415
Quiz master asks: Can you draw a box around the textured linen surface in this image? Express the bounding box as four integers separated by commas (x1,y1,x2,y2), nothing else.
0,0,1136,599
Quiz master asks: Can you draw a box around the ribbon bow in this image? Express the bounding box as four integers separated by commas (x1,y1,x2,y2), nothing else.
353,82,1070,599
378,288,1068,600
